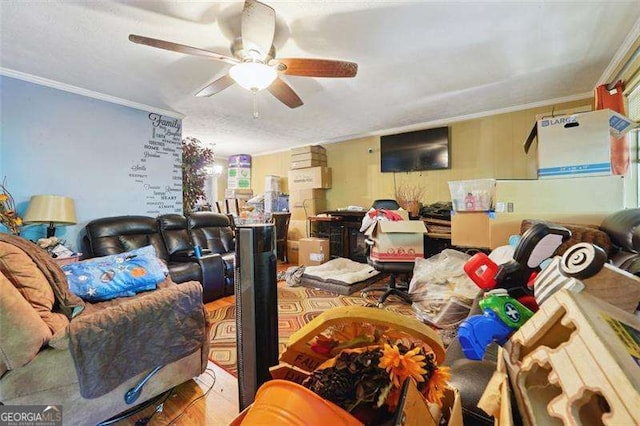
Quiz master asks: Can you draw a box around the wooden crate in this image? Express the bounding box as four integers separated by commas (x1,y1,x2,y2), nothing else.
503,290,640,425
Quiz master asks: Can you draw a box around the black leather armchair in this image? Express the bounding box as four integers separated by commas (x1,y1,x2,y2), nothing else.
600,208,640,275
187,212,236,296
84,215,226,303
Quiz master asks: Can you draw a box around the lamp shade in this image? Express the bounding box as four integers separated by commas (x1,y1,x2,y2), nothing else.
229,62,278,91
23,195,77,225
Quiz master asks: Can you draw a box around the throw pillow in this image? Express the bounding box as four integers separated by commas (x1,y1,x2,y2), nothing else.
0,241,69,334
62,245,169,302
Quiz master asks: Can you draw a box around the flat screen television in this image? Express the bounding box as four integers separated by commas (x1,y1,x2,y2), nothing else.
380,127,450,172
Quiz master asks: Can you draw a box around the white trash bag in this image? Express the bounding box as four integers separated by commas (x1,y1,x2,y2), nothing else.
409,249,480,328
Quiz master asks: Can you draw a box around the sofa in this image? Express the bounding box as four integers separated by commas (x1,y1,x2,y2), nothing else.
0,233,210,425
84,212,235,302
444,208,640,424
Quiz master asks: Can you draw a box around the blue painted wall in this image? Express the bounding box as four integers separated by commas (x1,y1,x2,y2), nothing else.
0,76,182,250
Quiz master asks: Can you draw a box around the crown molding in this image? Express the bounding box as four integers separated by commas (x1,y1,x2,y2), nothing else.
596,15,640,87
0,68,185,119
254,91,593,156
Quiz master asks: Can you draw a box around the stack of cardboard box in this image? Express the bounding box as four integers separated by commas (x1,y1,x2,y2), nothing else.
287,145,332,264
290,145,327,169
288,145,331,222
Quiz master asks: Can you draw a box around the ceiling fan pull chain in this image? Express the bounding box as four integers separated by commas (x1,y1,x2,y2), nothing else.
252,89,260,119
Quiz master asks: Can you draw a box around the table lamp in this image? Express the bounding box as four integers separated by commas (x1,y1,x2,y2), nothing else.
23,195,77,237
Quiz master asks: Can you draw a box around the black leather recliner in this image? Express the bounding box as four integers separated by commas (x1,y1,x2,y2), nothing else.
84,215,227,303
187,212,235,296
600,207,640,276
157,213,229,301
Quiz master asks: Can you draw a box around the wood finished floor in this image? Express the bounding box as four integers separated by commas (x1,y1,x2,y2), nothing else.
117,263,291,425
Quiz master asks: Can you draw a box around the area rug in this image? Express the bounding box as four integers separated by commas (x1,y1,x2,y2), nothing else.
207,285,417,376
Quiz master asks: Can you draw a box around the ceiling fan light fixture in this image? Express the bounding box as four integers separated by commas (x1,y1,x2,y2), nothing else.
229,62,277,91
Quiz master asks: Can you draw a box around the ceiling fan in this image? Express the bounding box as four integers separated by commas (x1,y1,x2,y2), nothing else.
129,0,358,109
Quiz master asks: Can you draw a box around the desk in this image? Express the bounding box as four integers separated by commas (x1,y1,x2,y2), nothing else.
309,212,458,262
309,211,368,263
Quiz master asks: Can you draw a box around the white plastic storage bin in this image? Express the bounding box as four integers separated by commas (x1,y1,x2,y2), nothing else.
448,179,496,211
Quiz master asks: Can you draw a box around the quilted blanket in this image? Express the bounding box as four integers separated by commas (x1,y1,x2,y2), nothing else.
303,257,380,286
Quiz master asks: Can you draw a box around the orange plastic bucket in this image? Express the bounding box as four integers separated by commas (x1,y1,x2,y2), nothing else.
241,379,363,425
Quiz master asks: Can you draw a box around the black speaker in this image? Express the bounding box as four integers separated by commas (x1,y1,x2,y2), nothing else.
235,223,279,410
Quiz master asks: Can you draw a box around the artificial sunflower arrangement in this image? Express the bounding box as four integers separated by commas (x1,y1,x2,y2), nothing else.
0,179,22,235
303,322,450,424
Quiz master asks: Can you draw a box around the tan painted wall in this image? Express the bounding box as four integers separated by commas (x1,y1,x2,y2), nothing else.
251,98,593,210
251,150,292,194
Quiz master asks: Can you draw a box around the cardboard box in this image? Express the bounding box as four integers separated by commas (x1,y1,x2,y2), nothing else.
364,216,426,262
291,145,326,155
288,167,332,189
289,187,327,220
290,193,327,209
288,220,307,241
291,198,327,220
450,211,610,249
291,152,327,162
523,109,637,179
451,212,497,248
286,241,299,265
289,188,326,204
291,201,327,220
291,159,328,169
298,238,329,266
227,166,251,189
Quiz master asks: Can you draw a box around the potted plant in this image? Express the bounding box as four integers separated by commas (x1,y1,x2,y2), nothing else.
394,183,426,217
182,137,215,214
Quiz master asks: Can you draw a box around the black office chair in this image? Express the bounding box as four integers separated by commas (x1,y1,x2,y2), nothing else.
270,212,291,262
371,199,401,210
362,199,415,307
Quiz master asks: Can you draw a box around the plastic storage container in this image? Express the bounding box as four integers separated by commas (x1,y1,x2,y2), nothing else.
448,179,496,211
240,380,361,425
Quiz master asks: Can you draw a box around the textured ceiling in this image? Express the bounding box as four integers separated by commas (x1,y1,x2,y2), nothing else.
1,1,639,157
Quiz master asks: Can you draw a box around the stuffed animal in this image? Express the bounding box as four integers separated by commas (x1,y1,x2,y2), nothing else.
37,236,61,249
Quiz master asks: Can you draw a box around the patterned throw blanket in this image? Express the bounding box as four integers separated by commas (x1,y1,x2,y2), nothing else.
69,280,208,398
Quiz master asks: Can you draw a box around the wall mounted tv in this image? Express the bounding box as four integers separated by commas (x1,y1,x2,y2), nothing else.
380,127,450,173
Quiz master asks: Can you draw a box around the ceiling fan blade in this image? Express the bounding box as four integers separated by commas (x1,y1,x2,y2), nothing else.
273,58,358,78
241,0,276,60
268,78,303,109
195,74,235,97
129,34,238,66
